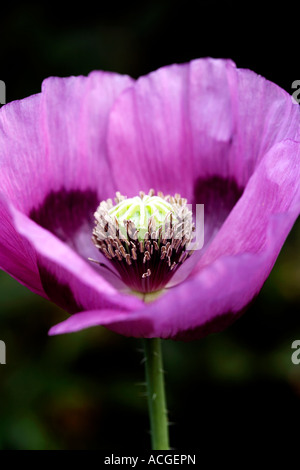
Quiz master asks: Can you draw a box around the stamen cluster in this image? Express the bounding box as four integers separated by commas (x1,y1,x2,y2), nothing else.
92,190,195,293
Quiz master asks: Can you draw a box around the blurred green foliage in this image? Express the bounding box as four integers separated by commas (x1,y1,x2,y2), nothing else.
0,0,299,450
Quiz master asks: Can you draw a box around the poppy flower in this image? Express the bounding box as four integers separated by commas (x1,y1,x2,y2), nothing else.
0,58,299,341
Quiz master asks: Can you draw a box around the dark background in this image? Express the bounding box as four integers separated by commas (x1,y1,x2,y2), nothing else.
0,0,299,450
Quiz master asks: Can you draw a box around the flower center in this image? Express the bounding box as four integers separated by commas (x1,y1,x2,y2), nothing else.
91,189,195,294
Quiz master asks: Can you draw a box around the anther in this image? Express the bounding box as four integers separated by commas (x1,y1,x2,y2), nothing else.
107,244,116,258
131,248,137,260
119,245,127,258
142,269,151,278
102,248,112,260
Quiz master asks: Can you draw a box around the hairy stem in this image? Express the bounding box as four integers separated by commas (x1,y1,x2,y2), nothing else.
142,338,170,450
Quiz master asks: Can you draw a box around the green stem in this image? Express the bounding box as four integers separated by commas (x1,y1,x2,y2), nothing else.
142,338,170,450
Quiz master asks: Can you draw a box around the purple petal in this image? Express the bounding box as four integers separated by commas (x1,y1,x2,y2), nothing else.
48,309,153,336
105,58,300,299
0,71,135,294
28,187,128,288
107,59,235,200
0,70,134,214
107,58,299,231
195,140,300,270
0,195,45,297
2,199,143,315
